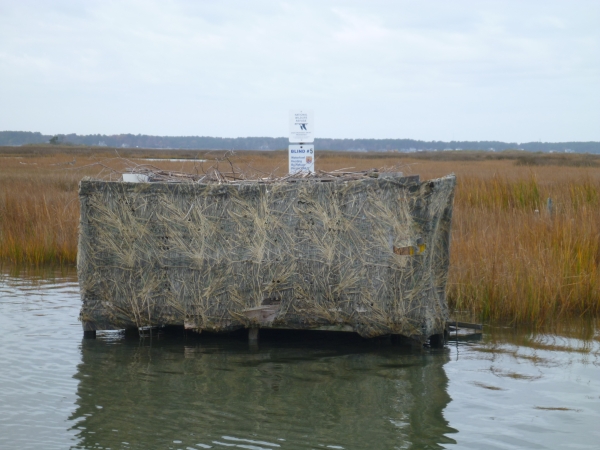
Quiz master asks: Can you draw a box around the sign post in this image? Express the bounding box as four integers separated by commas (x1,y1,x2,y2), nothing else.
288,144,314,173
289,109,314,173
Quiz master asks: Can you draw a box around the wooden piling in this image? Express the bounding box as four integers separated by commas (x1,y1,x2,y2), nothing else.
248,328,259,342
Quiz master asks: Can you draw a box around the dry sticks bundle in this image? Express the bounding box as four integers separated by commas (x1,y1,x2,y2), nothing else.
83,151,405,184
129,167,394,184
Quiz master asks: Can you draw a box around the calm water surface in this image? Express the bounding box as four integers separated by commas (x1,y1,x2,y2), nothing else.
1,270,599,449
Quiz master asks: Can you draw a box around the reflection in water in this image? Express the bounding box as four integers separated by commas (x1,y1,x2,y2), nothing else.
0,270,81,450
70,332,457,449
3,271,599,449
444,319,600,450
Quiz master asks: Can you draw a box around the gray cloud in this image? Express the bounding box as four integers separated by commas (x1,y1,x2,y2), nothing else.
0,0,598,141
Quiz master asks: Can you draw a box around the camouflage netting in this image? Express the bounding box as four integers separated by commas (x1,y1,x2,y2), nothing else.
78,173,456,341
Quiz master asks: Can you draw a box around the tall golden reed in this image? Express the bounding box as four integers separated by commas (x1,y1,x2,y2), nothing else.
0,170,79,265
1,147,599,323
450,172,600,323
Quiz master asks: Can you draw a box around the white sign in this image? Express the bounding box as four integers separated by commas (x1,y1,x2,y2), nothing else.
123,173,149,183
289,109,314,143
289,144,314,173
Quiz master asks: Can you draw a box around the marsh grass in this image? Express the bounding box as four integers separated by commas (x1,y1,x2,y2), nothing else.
0,161,81,265
2,147,600,324
450,170,600,323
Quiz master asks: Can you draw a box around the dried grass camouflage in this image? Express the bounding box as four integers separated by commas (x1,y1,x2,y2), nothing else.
78,173,456,342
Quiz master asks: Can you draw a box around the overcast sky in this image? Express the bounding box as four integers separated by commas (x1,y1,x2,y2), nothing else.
1,0,598,142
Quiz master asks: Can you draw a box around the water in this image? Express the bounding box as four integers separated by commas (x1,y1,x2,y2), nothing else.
1,271,599,450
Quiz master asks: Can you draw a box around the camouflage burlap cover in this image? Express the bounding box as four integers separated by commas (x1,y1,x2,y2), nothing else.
78,174,456,341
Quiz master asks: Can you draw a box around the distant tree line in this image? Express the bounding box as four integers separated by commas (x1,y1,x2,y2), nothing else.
1,130,599,153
